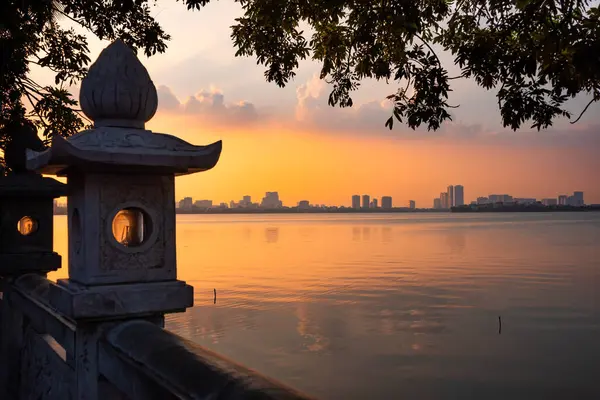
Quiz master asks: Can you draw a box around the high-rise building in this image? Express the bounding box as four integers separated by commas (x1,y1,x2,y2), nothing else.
240,195,252,207
381,196,392,209
179,197,193,210
573,191,584,206
298,200,310,210
362,195,370,209
440,192,449,208
352,195,361,209
261,192,282,208
371,198,378,208
454,185,464,206
409,200,416,209
558,195,568,205
433,198,441,209
447,185,454,207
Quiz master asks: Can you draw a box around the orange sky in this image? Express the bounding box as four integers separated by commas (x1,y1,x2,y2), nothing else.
148,113,600,208
30,1,600,207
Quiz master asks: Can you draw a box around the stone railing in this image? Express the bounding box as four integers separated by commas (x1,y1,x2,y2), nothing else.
0,268,311,400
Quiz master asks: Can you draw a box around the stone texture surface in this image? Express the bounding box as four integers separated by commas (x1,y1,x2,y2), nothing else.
105,320,314,400
26,129,222,176
26,38,222,177
53,279,193,319
79,39,157,129
66,172,175,285
20,327,74,400
0,253,62,274
0,175,65,274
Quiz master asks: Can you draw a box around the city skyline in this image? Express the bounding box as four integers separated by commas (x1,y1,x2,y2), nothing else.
173,188,589,210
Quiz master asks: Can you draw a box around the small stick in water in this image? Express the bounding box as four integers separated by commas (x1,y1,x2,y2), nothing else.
214,288,217,304
498,316,502,335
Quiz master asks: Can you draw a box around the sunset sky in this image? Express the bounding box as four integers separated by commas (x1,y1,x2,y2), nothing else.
32,1,600,207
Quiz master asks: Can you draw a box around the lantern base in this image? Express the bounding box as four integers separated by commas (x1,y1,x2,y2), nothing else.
0,252,62,275
48,279,193,320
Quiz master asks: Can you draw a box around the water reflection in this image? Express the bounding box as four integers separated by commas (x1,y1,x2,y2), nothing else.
445,229,467,252
352,227,361,241
51,213,600,400
295,303,330,353
381,226,392,243
265,227,279,243
361,226,371,241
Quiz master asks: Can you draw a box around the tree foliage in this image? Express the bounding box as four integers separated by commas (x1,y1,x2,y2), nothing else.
223,0,600,131
1,0,599,172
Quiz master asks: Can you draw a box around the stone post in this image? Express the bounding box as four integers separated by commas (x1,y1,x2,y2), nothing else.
0,173,66,399
26,39,222,400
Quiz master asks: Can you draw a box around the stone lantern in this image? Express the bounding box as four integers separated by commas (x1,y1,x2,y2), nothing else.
25,40,222,319
0,174,66,275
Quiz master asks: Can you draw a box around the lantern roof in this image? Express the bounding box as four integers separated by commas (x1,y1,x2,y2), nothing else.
26,39,222,176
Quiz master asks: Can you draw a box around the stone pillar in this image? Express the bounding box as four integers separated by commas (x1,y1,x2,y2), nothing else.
0,173,66,399
26,39,222,400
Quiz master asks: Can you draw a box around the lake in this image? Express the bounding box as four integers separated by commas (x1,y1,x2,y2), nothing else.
50,213,600,399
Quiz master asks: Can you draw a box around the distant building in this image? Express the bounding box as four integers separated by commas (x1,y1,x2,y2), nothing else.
433,198,442,209
454,185,464,206
409,200,416,209
489,194,513,204
352,195,361,209
362,194,370,209
440,192,449,208
573,191,584,206
558,195,568,206
178,197,193,210
194,199,213,209
477,197,489,205
240,195,252,207
515,198,536,205
261,192,282,208
298,200,310,210
370,198,378,208
447,185,455,207
381,196,392,209
541,198,558,206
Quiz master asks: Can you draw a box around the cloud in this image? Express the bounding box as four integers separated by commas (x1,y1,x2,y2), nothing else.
154,75,599,150
157,85,258,124
288,74,600,146
295,74,326,122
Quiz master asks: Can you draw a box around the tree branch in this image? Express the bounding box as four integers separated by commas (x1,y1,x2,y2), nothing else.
413,33,461,80
22,90,49,128
570,97,597,124
414,33,442,66
53,8,93,31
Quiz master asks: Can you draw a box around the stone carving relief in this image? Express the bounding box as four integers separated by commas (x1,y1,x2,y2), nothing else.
67,127,207,153
20,327,73,400
98,176,168,273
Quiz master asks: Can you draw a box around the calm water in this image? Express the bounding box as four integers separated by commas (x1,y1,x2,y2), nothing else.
51,213,600,399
